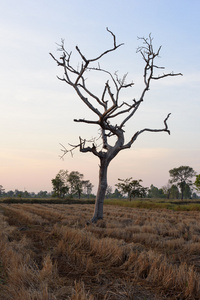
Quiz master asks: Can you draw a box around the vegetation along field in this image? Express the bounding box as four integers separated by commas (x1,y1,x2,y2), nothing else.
1,202,200,299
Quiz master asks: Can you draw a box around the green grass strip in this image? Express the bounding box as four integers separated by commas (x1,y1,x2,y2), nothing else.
104,199,200,211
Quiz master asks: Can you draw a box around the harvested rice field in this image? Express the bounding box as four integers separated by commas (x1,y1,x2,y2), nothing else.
0,203,200,299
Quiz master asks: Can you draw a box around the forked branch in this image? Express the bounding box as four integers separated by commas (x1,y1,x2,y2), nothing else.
51,30,182,161
137,34,182,101
60,136,103,159
122,113,171,150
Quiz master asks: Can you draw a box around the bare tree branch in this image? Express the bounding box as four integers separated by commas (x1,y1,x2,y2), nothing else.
74,118,99,125
51,32,181,148
119,100,142,128
136,35,182,98
152,72,183,80
121,113,171,150
60,136,103,159
51,29,182,222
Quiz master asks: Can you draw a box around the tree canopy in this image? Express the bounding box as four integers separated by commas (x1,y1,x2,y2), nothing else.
194,174,200,193
51,170,69,198
169,166,196,199
51,170,93,199
116,178,147,201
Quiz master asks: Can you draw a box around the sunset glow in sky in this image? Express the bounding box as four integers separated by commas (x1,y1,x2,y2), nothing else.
0,0,200,193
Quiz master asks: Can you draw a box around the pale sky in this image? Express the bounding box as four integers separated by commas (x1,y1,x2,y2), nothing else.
0,0,200,193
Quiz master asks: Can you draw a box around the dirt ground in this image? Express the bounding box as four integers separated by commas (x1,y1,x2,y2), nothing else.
0,203,200,299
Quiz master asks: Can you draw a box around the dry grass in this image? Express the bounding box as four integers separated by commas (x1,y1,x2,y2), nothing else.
1,203,200,299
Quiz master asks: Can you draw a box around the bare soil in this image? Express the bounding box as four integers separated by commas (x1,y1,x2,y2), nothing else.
0,203,200,299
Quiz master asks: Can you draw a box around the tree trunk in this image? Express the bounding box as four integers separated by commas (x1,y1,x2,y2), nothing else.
180,185,183,200
91,157,109,223
180,181,185,200
90,134,123,223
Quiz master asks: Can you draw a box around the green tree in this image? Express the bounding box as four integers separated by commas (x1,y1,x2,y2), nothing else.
6,190,14,197
192,192,198,199
194,174,200,193
23,190,30,198
0,185,5,197
105,185,113,198
112,188,122,199
162,183,171,199
116,178,147,201
148,184,165,198
37,191,48,198
68,171,83,199
51,170,69,198
14,189,23,198
82,180,94,198
170,184,179,199
183,183,192,199
169,166,196,199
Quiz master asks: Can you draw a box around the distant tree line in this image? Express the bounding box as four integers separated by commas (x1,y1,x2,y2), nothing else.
107,166,199,200
0,170,94,200
0,186,51,199
0,166,199,200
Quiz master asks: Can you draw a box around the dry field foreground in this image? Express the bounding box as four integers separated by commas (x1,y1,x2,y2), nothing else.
0,204,200,299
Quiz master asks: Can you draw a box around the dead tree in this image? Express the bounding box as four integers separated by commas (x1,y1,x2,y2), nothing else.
50,28,182,223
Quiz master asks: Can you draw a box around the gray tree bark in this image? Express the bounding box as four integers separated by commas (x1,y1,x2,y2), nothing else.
92,158,108,222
